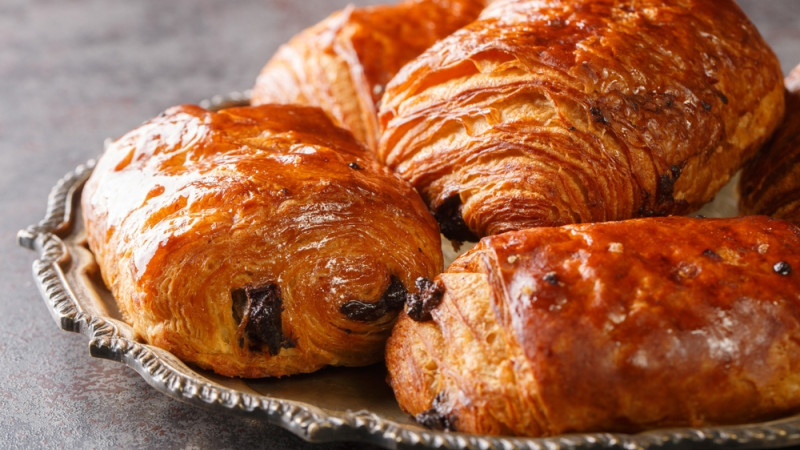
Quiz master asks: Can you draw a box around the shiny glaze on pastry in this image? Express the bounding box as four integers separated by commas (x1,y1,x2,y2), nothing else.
379,0,785,240
251,0,486,151
386,215,800,436
82,104,442,378
740,63,800,225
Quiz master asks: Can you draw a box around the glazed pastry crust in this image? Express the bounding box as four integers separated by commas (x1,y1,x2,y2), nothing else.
378,0,785,239
82,104,442,378
740,64,800,225
386,216,800,436
251,0,486,151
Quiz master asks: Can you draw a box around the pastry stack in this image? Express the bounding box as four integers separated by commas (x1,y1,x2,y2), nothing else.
82,0,800,438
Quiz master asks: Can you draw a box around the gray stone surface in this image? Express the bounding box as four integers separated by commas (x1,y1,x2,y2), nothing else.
1,0,799,448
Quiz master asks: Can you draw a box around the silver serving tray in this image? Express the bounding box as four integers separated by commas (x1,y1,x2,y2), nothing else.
16,93,800,449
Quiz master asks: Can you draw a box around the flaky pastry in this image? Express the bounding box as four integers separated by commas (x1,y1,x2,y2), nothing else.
82,104,442,377
386,215,800,436
379,0,785,240
740,63,800,225
251,0,486,151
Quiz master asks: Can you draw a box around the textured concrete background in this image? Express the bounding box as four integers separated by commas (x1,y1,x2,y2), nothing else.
2,0,799,448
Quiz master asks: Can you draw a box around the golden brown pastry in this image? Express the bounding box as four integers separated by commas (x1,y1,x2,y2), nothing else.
251,0,486,151
379,0,785,241
739,63,800,224
82,104,442,378
387,215,800,437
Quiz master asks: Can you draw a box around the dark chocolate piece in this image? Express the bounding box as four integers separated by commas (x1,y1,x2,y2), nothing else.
656,174,676,206
232,283,294,355
655,163,684,209
415,392,455,431
637,191,656,217
406,277,444,322
774,261,793,276
340,275,407,321
433,195,479,242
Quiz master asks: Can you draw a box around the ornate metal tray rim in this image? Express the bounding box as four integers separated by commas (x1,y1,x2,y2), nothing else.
16,92,800,450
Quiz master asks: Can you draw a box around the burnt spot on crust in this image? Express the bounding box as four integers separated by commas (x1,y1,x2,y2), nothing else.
656,165,680,205
232,283,295,355
433,195,479,242
340,275,407,322
348,161,363,170
406,277,444,322
702,249,723,261
415,392,455,431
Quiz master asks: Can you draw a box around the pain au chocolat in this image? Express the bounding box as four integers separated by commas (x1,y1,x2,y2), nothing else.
378,0,785,241
251,0,486,151
740,63,800,225
81,104,442,378
386,215,800,436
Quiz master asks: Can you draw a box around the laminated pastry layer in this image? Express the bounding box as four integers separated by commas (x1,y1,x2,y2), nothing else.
740,63,800,225
251,0,487,151
82,104,442,378
386,215,800,436
379,0,785,240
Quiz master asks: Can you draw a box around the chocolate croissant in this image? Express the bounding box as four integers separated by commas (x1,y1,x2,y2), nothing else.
82,104,442,378
386,215,800,436
378,0,785,240
251,0,486,151
739,63,800,225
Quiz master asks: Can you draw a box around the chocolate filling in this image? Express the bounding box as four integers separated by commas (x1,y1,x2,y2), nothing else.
415,392,455,431
433,195,478,242
638,161,690,216
656,164,682,207
231,283,294,355
339,275,407,321
406,277,444,322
